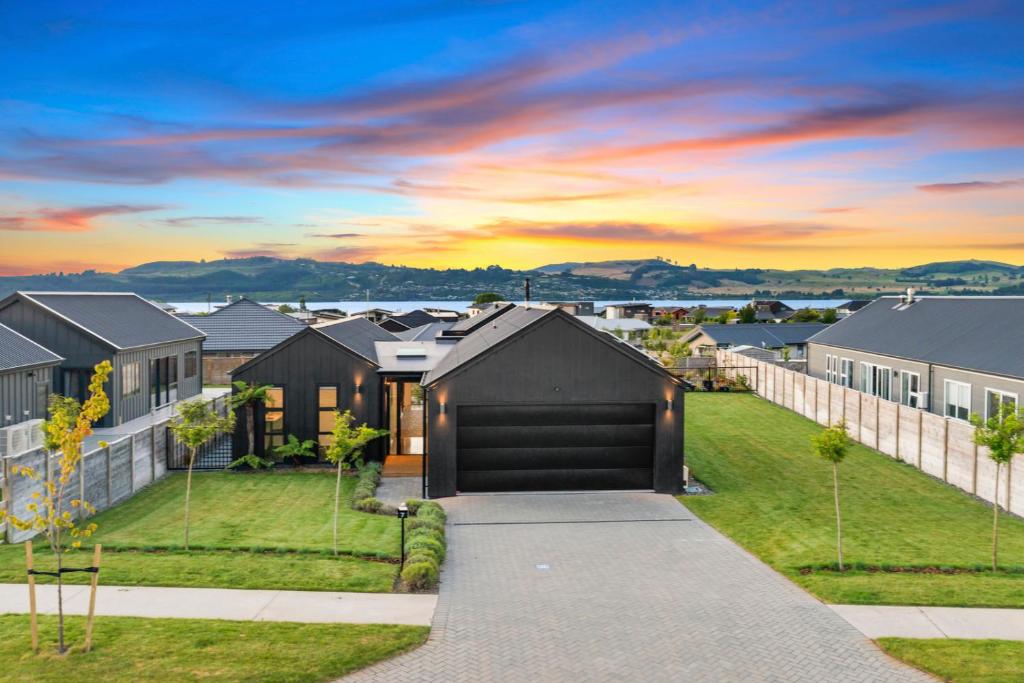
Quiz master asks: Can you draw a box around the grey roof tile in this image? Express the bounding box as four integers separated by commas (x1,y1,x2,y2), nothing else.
394,321,455,341
314,316,400,363
808,296,1024,379
12,292,204,350
0,322,63,372
178,298,305,352
688,323,829,348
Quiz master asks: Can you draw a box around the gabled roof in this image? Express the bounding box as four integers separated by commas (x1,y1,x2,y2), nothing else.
423,307,674,386
1,292,205,351
445,301,515,334
685,323,828,348
576,315,651,332
394,321,455,341
178,298,305,352
0,322,63,373
314,316,400,363
382,310,441,330
807,296,1024,379
839,300,871,311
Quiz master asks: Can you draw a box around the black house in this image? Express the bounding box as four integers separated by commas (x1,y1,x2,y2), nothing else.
230,306,683,497
0,292,205,427
0,322,63,428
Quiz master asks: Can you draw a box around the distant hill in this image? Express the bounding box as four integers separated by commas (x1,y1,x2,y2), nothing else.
0,257,1020,302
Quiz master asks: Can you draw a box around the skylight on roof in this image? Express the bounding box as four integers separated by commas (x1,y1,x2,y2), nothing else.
396,347,427,358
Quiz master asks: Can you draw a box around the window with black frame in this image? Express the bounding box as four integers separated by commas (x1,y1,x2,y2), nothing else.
264,386,285,452
318,385,338,452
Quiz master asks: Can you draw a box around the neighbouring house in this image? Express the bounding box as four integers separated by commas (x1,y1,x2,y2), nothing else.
806,294,1024,420
378,309,444,333
178,298,306,384
350,308,395,323
837,300,871,317
751,300,795,323
0,322,63,427
682,323,828,359
681,305,735,323
441,302,515,337
576,315,651,343
603,303,653,320
231,305,684,496
422,307,461,322
651,306,689,322
465,301,510,317
0,292,205,427
539,301,595,316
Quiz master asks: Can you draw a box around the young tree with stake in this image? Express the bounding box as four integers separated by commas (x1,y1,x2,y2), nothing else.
2,360,111,654
811,420,852,571
970,403,1024,571
169,399,236,550
323,410,388,556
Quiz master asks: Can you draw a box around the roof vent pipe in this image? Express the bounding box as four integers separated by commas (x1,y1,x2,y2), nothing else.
524,277,531,309
226,294,233,303
906,287,915,305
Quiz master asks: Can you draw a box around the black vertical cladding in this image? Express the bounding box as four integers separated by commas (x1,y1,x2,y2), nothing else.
230,329,385,459
425,312,684,497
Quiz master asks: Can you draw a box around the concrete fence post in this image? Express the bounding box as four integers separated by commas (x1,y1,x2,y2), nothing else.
151,424,157,482
972,440,979,494
942,418,950,482
827,382,832,426
2,457,10,543
78,452,86,518
105,444,112,506
875,398,880,450
128,435,136,494
895,405,901,461
917,409,923,469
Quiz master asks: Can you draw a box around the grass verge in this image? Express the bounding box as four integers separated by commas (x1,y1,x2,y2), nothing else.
877,638,1024,682
1,471,403,592
0,614,426,682
680,393,1024,607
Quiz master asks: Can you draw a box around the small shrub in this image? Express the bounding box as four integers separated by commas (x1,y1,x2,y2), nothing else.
227,454,276,471
353,496,383,513
407,517,444,533
405,551,440,571
405,535,445,562
409,526,444,544
401,561,439,589
404,499,423,515
417,501,446,523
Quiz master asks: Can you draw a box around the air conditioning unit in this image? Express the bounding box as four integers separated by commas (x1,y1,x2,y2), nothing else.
0,419,44,458
918,392,930,411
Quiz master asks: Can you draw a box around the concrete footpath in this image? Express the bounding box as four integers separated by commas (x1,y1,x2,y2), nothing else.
832,604,1024,640
0,584,436,626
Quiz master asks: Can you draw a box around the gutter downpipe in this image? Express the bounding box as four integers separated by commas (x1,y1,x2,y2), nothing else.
422,384,428,500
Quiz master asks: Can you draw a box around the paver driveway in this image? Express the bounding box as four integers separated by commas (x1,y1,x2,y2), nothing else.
346,492,930,682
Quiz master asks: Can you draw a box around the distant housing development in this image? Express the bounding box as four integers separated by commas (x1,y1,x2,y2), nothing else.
807,295,1023,420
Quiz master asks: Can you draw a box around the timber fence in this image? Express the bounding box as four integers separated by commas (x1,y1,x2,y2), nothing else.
716,349,1024,517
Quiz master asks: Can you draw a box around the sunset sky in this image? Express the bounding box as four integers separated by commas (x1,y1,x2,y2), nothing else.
1,1,1022,275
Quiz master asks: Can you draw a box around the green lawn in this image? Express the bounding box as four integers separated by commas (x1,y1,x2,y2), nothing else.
0,615,427,682
1,471,402,592
681,393,1024,607
878,639,1024,682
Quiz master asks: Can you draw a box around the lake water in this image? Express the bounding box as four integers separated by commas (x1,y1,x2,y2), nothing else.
170,298,852,314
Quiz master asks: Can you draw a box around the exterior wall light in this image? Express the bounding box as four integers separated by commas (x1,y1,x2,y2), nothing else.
354,383,364,394
665,399,673,411
439,402,447,414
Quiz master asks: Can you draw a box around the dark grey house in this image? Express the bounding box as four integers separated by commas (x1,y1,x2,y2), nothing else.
378,310,444,333
0,292,205,427
807,295,1024,420
230,317,399,457
0,323,63,427
230,305,684,496
179,298,306,384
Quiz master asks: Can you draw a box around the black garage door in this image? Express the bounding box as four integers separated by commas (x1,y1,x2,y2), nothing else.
456,403,654,492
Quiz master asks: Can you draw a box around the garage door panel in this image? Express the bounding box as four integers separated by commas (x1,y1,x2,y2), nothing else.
457,423,653,450
458,445,652,471
458,403,653,427
458,468,653,493
455,402,654,492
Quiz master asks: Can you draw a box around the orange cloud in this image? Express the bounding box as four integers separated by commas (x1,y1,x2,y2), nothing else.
0,204,164,232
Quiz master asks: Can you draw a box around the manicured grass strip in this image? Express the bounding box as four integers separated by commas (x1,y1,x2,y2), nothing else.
0,614,427,682
681,393,1024,607
878,638,1024,683
89,471,400,557
0,544,397,593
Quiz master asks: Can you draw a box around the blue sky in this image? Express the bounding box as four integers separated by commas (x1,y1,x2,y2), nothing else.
1,0,1022,273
